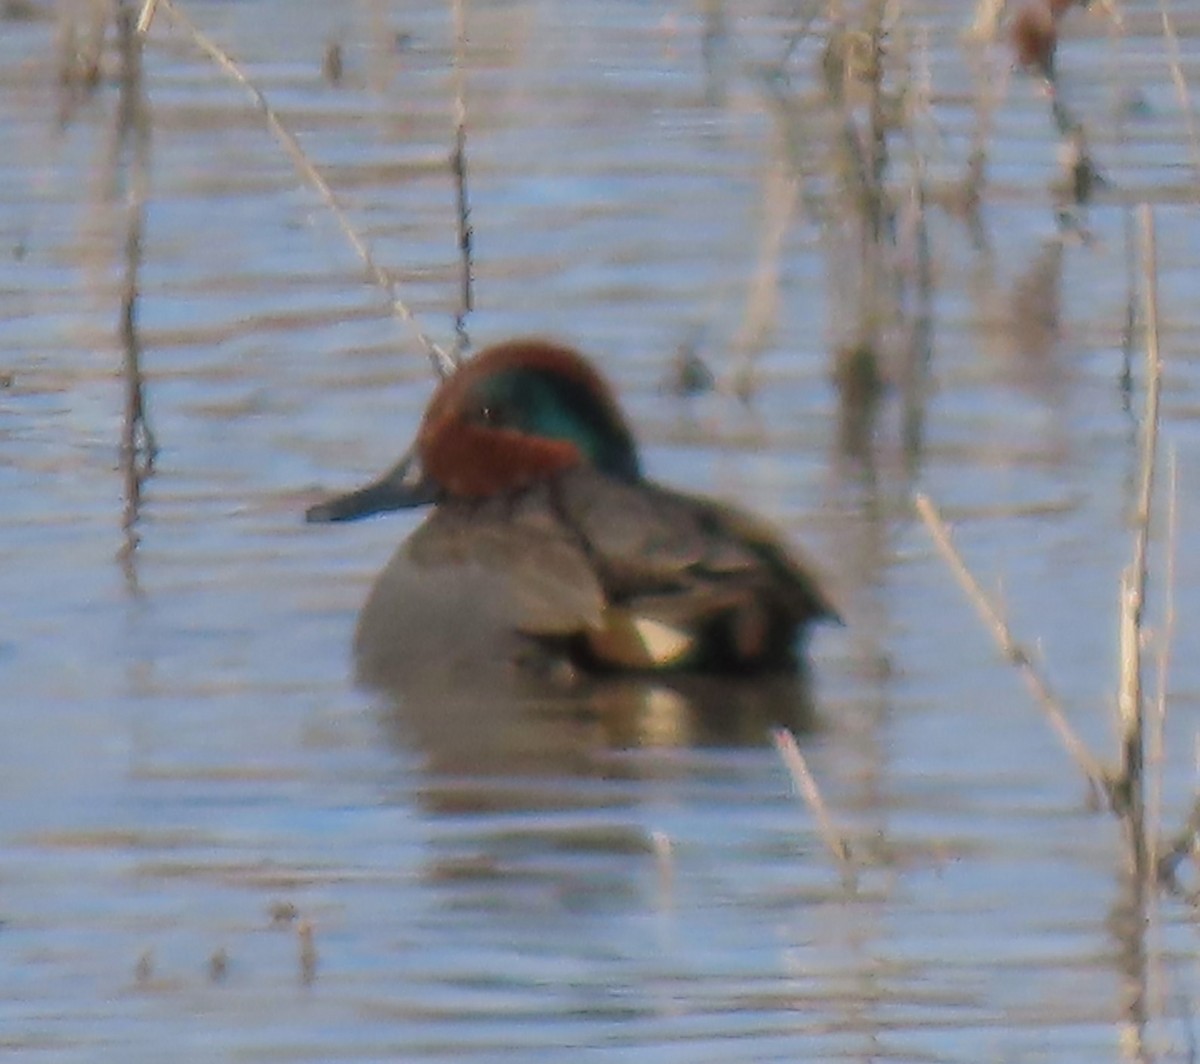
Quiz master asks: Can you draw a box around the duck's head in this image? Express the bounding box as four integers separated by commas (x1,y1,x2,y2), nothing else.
306,338,643,522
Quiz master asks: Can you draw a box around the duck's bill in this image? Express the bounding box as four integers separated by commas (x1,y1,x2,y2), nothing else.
306,447,438,523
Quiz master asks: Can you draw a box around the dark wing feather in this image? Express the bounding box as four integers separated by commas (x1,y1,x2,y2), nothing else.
552,469,838,667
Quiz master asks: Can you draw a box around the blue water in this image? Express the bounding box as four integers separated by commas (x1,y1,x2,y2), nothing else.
3,1,1200,1060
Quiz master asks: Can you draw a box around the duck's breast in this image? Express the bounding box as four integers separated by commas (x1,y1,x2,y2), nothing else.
353,495,606,687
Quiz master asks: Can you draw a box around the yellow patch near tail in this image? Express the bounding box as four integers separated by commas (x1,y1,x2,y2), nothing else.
587,611,695,670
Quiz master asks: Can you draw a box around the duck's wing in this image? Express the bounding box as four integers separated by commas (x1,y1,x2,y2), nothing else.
551,469,838,668
656,486,841,625
556,470,835,613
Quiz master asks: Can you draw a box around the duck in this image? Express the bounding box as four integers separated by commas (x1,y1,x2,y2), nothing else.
306,338,838,681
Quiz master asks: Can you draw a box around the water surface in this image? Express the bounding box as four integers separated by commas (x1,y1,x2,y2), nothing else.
4,1,1200,1060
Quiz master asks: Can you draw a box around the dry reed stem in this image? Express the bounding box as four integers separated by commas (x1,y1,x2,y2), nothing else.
1117,566,1141,801
1116,205,1162,835
913,492,1111,802
731,158,798,395
963,0,1006,43
298,919,317,985
1142,450,1177,1033
857,0,891,357
1157,793,1200,896
116,3,156,581
771,727,856,889
961,42,1005,245
821,17,873,227
1157,2,1200,179
820,6,893,366
449,0,474,358
899,165,932,466
864,0,889,239
137,0,454,379
899,26,933,464
135,0,158,34
1120,204,1138,409
1148,450,1177,867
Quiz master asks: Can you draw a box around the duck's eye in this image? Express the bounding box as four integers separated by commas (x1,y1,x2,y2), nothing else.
471,402,506,427
465,385,523,429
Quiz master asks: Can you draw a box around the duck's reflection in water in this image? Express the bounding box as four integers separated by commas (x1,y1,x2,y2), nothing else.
354,541,817,811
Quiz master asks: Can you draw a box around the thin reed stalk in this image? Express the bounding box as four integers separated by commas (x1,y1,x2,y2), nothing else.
1119,204,1138,413
136,0,454,379
1141,450,1177,1043
1148,450,1177,866
449,0,474,358
899,26,933,468
772,727,856,890
298,920,317,985
1156,791,1200,897
914,493,1111,803
56,0,112,121
1157,1,1200,179
731,158,799,395
115,2,156,581
1115,206,1163,860
963,0,1006,42
134,0,158,33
